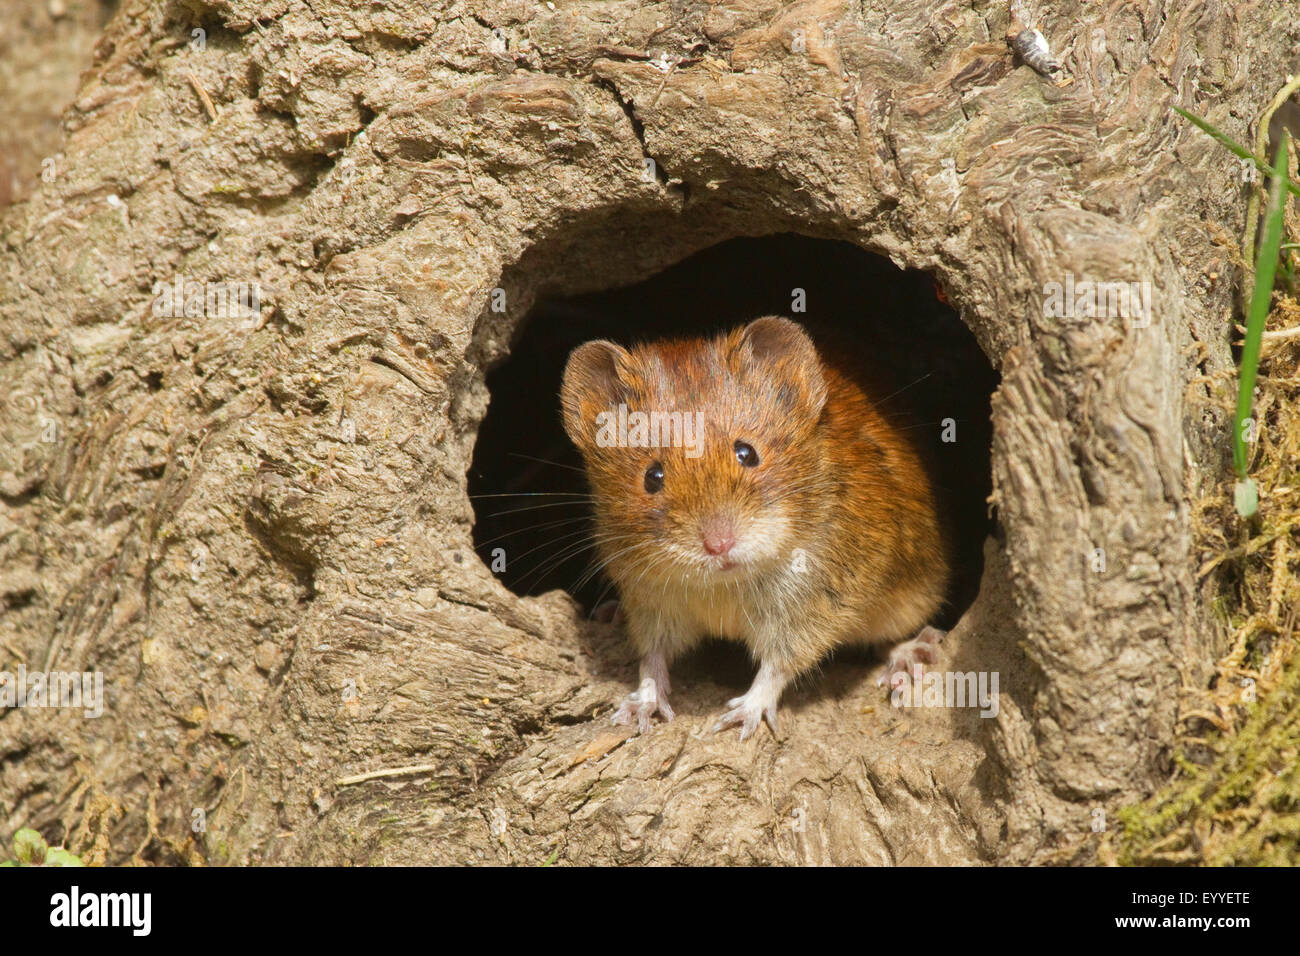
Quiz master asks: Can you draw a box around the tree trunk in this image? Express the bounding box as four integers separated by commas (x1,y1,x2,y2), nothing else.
0,0,1289,865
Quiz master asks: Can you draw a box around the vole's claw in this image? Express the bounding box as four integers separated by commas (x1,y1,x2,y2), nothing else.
715,663,787,740
711,706,746,737
877,625,947,686
611,677,672,734
712,697,779,741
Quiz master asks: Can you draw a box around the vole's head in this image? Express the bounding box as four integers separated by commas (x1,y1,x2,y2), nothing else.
560,316,828,584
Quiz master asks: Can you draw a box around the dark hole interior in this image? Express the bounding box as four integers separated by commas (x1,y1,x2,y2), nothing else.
469,234,999,630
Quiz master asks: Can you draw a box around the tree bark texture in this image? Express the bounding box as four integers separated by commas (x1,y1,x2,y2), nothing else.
0,0,1290,864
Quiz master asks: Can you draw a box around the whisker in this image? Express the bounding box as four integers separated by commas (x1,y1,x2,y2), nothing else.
518,529,642,593
868,371,933,409
473,514,594,551
506,452,587,475
481,500,594,519
497,525,601,571
468,492,594,499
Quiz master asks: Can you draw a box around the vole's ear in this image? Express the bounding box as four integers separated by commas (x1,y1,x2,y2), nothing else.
736,317,827,417
561,339,633,449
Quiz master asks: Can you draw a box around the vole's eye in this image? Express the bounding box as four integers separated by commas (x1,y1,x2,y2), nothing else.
644,462,664,493
734,441,759,467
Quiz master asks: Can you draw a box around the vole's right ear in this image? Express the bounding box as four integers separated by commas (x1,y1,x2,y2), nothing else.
561,339,632,448
736,317,827,417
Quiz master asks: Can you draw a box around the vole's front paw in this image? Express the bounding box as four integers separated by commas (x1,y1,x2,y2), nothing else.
877,625,946,689
712,689,779,741
611,677,674,734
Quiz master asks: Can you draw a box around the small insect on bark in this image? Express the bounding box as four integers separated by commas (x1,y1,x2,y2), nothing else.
1011,28,1059,77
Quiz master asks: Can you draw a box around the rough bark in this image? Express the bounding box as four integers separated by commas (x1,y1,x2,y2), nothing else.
0,0,119,208
0,0,1290,864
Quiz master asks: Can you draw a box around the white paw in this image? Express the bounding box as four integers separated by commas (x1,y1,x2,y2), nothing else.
611,677,674,734
712,688,779,741
877,625,946,689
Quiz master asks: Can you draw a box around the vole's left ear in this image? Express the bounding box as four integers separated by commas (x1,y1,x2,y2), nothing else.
561,339,633,450
736,317,827,417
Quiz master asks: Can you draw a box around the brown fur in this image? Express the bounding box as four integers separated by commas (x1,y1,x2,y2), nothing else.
561,316,950,702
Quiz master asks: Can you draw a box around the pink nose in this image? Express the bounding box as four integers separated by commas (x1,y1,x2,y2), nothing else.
700,518,735,556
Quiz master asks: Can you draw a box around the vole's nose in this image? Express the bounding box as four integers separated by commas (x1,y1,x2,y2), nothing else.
700,517,736,556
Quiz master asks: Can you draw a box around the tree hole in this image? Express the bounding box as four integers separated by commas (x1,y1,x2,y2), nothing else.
469,234,999,628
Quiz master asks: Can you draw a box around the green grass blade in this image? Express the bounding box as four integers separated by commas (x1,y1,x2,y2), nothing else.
1175,107,1300,201
1233,130,1290,480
